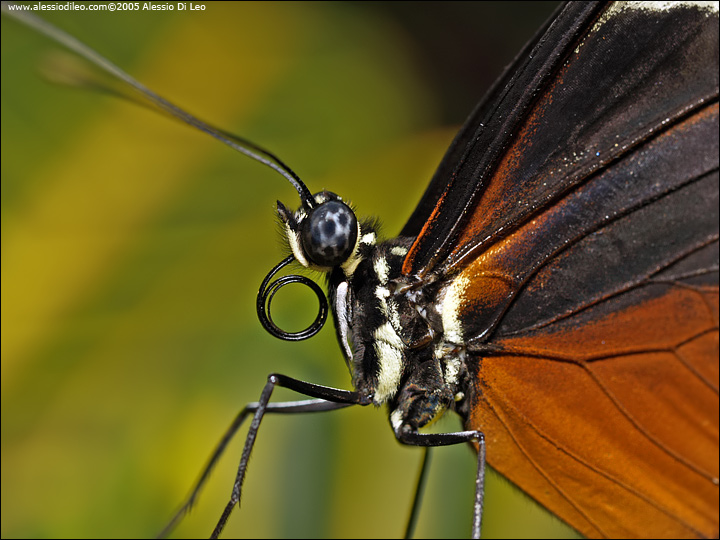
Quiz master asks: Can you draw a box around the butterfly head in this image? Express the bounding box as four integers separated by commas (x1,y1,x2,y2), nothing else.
277,191,363,274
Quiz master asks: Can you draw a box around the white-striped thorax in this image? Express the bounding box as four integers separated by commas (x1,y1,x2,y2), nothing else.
278,192,472,433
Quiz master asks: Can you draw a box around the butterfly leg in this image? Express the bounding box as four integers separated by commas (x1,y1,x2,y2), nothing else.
395,425,485,539
405,447,431,539
159,373,369,538
208,373,371,538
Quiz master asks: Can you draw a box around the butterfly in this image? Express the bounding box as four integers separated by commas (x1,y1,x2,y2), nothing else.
1,2,717,539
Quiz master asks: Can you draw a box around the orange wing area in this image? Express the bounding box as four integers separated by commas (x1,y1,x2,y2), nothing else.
468,284,719,538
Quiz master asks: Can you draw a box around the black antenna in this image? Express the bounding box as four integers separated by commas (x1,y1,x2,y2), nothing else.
0,1,316,210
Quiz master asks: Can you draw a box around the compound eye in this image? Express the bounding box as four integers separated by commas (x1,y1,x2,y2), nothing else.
301,201,358,267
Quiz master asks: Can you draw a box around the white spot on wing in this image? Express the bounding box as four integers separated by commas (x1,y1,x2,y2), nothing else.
577,1,717,54
615,1,718,13
595,1,717,32
391,246,409,256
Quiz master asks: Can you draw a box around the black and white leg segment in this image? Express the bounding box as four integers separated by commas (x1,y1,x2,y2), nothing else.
210,374,371,539
395,425,486,540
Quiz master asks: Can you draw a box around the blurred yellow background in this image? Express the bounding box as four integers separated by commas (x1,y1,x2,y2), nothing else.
2,2,579,538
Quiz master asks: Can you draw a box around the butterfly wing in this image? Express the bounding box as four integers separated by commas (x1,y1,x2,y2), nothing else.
401,1,719,537
469,100,719,537
401,1,717,281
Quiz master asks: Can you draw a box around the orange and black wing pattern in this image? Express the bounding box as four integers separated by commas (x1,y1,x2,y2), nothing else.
403,2,718,538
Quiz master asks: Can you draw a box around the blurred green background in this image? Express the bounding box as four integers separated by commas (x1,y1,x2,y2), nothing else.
2,2,580,538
